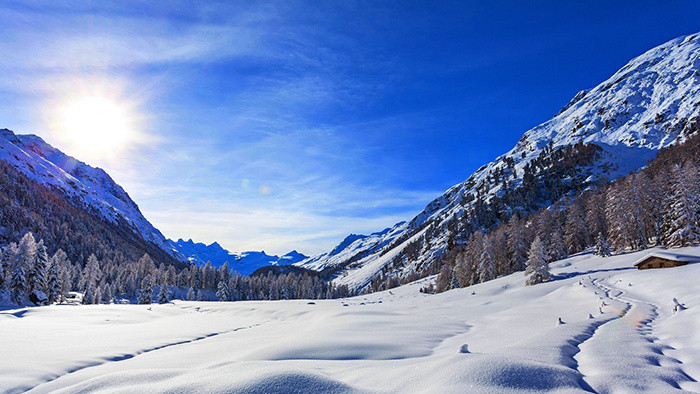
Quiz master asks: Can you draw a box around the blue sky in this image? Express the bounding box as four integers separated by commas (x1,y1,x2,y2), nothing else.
1,1,699,255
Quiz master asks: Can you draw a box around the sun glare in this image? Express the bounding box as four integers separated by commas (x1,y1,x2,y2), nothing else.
54,95,137,157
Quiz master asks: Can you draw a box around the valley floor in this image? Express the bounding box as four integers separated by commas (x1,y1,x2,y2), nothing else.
1,247,699,393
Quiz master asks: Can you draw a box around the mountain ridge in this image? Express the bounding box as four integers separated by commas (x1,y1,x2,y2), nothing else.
168,238,308,275
296,31,700,290
0,128,183,260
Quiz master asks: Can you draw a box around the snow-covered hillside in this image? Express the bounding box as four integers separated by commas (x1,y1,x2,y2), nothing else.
297,222,407,271
169,238,307,275
298,32,700,290
0,128,180,260
2,247,698,392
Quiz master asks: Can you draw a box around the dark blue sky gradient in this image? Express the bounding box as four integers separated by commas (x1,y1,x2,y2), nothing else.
0,1,698,253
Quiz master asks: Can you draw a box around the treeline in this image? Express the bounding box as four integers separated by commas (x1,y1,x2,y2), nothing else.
365,140,620,293
432,132,699,292
0,232,352,306
365,132,699,294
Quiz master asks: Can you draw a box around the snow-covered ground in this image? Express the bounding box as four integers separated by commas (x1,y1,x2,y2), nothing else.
1,246,698,393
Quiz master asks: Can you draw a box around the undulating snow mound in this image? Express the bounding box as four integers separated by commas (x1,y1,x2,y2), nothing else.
1,246,698,392
0,129,181,260
301,32,700,290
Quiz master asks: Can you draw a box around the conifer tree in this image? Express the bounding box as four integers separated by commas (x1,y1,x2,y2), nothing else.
506,215,529,272
186,286,196,301
585,192,607,240
101,283,113,304
449,265,461,289
663,164,700,247
46,263,62,303
216,279,230,301
478,234,496,283
157,284,171,304
564,203,589,254
29,241,49,294
525,236,551,285
594,233,611,257
93,286,102,305
82,255,101,305
548,230,567,262
59,266,71,303
11,261,26,305
18,232,37,293
137,275,154,304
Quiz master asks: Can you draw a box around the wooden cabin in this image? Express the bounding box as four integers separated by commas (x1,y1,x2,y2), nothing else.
633,252,699,270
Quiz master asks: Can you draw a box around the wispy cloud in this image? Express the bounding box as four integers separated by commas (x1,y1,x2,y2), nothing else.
0,1,460,255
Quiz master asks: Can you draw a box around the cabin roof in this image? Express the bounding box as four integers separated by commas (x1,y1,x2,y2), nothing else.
633,251,700,267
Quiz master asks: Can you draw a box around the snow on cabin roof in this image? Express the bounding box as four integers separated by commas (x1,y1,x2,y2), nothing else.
633,251,700,267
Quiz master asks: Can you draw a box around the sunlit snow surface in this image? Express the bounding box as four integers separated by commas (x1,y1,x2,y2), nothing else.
1,246,699,393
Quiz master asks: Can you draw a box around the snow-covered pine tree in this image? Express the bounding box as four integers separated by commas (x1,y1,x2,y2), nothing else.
137,275,154,304
585,192,607,240
136,254,155,282
82,254,101,305
564,203,589,254
10,260,26,305
193,269,202,289
203,262,216,289
218,262,230,286
605,186,627,251
28,241,49,294
663,164,700,247
506,215,529,272
548,230,567,262
92,286,102,305
478,234,496,283
525,236,551,285
46,262,61,304
594,232,611,257
186,286,196,301
59,265,71,303
435,263,452,292
157,284,170,304
101,283,113,304
449,265,461,289
17,232,37,293
216,278,230,301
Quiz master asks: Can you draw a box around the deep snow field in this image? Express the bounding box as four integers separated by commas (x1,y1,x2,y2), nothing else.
1,246,699,393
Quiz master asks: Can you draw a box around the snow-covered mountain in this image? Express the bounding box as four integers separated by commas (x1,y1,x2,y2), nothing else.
298,222,407,272
169,238,308,275
0,128,182,260
297,32,700,290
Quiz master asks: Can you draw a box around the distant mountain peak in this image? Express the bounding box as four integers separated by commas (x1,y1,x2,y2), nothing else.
168,238,308,275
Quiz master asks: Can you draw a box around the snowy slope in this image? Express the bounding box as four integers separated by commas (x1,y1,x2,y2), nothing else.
1,246,698,392
298,32,700,290
169,238,308,274
296,221,406,271
0,128,181,260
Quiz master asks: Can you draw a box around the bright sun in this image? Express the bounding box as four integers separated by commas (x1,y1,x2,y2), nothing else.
55,95,137,157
